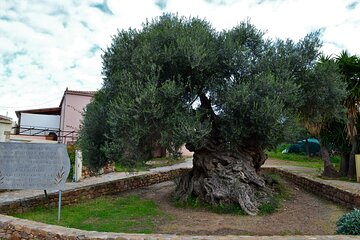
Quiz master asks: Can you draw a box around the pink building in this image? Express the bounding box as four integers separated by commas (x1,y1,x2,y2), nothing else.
13,88,193,156
59,88,95,143
14,88,95,144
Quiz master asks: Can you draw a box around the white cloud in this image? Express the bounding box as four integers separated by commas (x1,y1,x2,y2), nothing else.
0,0,359,120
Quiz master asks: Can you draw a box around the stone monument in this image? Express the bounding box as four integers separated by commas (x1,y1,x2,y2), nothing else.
0,142,70,220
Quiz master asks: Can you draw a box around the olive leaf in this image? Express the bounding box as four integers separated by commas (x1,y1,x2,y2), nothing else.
54,166,65,185
0,170,4,185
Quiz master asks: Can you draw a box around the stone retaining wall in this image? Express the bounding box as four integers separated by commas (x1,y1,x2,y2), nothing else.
81,162,116,179
2,214,357,240
1,167,359,239
0,168,190,215
263,167,360,209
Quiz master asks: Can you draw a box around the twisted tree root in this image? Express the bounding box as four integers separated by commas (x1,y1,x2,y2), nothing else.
175,149,270,215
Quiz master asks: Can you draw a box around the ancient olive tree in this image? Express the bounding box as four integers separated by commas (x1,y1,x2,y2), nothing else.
80,14,324,215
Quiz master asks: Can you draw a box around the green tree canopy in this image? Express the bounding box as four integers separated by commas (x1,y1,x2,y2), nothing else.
79,14,326,214
296,55,346,177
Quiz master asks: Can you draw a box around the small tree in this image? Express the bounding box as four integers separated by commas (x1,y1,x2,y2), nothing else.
80,14,326,215
78,90,110,169
320,118,351,176
297,56,346,177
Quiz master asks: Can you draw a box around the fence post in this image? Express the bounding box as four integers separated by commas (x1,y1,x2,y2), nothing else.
74,150,83,182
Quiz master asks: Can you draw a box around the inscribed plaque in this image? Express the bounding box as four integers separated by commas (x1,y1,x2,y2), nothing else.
0,142,70,190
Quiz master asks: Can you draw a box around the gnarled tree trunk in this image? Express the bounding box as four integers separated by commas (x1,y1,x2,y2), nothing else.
174,141,270,215
175,93,272,215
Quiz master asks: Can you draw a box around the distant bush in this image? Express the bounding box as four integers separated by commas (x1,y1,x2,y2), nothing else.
336,208,360,235
275,143,291,153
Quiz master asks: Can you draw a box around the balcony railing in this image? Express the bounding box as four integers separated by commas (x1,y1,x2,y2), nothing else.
12,126,79,144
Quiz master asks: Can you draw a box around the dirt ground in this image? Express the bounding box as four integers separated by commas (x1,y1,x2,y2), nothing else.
118,179,347,236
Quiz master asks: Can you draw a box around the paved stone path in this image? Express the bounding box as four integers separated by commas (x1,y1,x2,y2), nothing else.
1,157,359,239
1,157,359,205
0,158,193,205
264,159,360,195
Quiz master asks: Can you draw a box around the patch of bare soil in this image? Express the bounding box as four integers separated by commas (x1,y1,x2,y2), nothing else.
117,179,346,236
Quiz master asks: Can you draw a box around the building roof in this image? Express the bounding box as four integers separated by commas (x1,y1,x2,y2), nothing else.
0,115,12,122
59,88,96,107
15,107,61,118
13,88,96,119
65,89,97,97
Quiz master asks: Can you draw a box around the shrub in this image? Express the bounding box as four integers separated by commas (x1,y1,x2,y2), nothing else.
78,92,110,170
66,144,76,180
336,208,360,235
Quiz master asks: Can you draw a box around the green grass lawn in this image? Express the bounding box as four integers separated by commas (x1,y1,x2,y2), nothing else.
13,195,172,234
267,151,340,170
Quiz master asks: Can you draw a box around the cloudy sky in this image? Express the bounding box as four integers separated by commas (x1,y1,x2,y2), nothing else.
0,0,359,120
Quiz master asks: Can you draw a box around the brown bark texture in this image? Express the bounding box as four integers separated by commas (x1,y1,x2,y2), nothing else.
346,110,357,178
320,143,341,178
174,142,271,216
348,136,357,178
175,93,272,215
339,152,349,177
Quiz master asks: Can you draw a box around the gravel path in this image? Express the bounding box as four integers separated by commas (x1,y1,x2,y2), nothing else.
119,180,346,236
